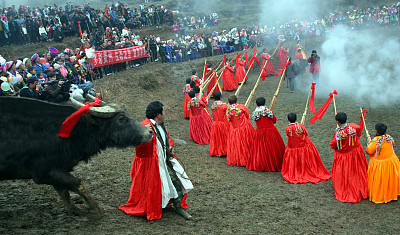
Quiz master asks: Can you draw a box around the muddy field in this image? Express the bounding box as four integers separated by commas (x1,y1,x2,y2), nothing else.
1,28,400,234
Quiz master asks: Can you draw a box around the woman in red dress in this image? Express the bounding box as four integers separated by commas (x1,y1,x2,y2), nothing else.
234,54,246,84
183,78,192,119
330,112,368,203
206,65,222,98
281,112,331,184
221,64,237,91
226,95,255,166
261,49,275,76
278,47,288,70
209,92,229,156
187,90,213,145
246,97,285,172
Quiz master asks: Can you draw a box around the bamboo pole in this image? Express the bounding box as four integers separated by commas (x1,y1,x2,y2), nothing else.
288,36,296,53
199,60,224,90
300,84,313,125
234,52,258,96
206,68,225,100
332,91,339,128
269,58,290,111
271,41,280,58
332,91,337,115
200,61,225,90
360,107,372,143
244,59,269,107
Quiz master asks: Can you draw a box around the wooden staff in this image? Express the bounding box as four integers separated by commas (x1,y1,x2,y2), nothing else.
360,107,372,143
235,52,258,96
271,41,280,58
199,62,226,98
332,90,339,128
332,90,337,115
269,58,289,111
300,84,313,125
200,61,224,90
206,69,225,100
199,70,216,97
288,36,296,53
244,59,269,107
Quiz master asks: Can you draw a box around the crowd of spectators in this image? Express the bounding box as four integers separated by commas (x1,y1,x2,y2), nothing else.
0,1,175,46
1,1,399,100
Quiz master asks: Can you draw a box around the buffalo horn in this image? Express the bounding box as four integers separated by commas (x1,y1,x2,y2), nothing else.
69,97,116,118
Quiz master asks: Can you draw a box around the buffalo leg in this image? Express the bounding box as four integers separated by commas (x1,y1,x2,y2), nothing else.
46,170,102,215
73,180,104,215
53,187,84,215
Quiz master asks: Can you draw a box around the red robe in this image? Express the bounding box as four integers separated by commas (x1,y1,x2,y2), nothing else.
191,75,201,87
183,84,191,119
226,104,255,166
281,123,331,183
209,101,229,156
261,53,275,76
246,107,285,172
119,119,188,221
329,122,368,203
278,47,288,70
188,98,213,145
295,44,306,60
206,70,222,97
221,65,237,91
235,60,246,84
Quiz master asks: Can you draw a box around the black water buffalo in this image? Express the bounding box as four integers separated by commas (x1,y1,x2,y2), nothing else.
0,96,152,215
292,58,309,77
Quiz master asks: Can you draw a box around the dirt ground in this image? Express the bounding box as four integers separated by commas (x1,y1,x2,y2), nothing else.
1,24,400,235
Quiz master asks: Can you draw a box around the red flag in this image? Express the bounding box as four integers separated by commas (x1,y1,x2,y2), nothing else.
245,51,249,67
57,98,103,138
275,61,292,77
78,22,82,38
197,28,199,38
309,82,316,114
359,109,368,130
222,53,227,66
249,47,259,68
261,69,267,81
309,90,338,124
202,63,208,81
307,31,312,41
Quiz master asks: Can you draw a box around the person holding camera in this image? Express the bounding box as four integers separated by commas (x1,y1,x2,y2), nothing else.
120,101,193,221
44,72,70,103
308,50,321,83
19,76,47,100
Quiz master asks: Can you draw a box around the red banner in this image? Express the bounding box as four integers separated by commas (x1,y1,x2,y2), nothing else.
90,45,148,68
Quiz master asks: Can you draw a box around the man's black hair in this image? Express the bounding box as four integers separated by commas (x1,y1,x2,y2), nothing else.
188,90,196,98
256,97,266,106
193,86,200,93
375,123,387,135
192,69,197,75
335,112,347,124
145,101,164,119
288,112,297,123
312,50,317,54
228,95,237,105
186,78,191,84
189,81,196,88
28,66,35,73
213,91,221,100
47,72,56,78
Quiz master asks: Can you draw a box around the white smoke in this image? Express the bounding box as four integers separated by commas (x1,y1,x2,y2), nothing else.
260,0,331,24
319,25,400,107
